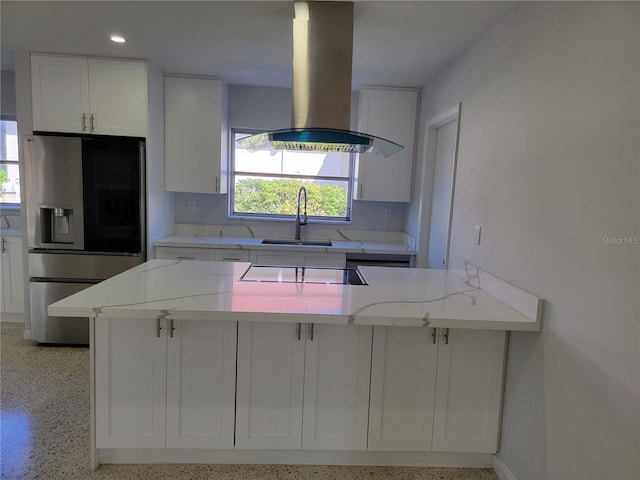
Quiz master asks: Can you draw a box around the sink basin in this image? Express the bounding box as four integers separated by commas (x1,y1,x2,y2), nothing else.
261,239,332,247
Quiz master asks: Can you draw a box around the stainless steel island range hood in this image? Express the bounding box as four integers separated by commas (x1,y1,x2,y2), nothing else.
238,1,403,157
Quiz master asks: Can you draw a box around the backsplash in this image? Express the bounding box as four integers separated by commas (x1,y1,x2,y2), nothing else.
173,193,408,233
173,223,416,250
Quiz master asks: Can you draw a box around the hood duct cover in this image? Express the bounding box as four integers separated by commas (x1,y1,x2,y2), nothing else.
238,1,403,157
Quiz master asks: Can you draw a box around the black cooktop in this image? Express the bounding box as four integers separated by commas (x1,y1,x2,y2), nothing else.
240,265,367,286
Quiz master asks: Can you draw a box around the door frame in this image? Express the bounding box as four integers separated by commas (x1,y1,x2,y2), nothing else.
416,103,461,269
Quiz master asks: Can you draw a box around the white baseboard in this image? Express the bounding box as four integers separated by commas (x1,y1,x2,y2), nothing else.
492,454,517,480
98,449,492,467
0,312,25,322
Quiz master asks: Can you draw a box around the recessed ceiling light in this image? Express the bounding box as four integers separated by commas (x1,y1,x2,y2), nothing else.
110,35,126,44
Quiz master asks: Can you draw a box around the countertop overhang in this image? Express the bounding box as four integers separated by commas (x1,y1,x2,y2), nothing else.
48,259,542,331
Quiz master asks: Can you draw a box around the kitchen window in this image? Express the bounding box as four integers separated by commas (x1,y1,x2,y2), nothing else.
0,119,20,206
230,129,353,221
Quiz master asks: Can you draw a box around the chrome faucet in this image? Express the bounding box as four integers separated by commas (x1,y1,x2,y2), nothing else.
295,186,308,241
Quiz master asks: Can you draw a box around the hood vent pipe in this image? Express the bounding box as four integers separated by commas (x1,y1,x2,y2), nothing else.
238,1,403,157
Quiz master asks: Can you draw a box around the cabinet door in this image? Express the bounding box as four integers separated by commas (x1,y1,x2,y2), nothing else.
166,320,237,449
31,55,89,134
95,317,167,448
302,324,372,450
88,59,147,137
165,76,226,193
235,321,305,449
249,250,300,266
1,236,24,313
432,329,507,453
355,87,419,202
368,326,437,451
300,252,345,268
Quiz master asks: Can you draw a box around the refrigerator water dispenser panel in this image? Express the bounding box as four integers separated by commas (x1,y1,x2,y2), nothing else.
40,206,75,244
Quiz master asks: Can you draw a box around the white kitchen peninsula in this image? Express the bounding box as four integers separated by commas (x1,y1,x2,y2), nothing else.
48,258,542,469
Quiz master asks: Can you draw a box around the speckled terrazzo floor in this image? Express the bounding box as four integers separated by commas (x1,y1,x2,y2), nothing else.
0,321,500,480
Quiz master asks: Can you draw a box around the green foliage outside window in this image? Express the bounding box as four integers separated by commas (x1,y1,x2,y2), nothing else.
234,178,347,217
0,169,8,184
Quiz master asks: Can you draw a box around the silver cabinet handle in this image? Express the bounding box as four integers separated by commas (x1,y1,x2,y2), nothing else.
156,317,163,338
431,328,437,344
1,238,6,254
296,322,301,341
222,257,242,261
443,328,450,345
176,256,194,260
82,113,87,131
169,319,175,338
309,323,314,341
90,113,96,132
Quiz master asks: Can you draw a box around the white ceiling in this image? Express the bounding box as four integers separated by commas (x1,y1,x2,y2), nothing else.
1,1,517,90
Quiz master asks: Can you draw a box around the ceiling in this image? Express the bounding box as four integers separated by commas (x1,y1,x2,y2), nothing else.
1,1,517,90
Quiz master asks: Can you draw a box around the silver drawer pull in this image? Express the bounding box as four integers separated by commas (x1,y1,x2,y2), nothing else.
156,317,162,338
296,322,301,341
222,257,242,261
309,323,314,341
169,319,175,338
176,256,194,260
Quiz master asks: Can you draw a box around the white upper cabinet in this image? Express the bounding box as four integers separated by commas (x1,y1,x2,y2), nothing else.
354,87,419,202
164,76,228,194
31,54,147,137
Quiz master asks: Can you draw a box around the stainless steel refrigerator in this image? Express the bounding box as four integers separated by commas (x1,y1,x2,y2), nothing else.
24,135,146,344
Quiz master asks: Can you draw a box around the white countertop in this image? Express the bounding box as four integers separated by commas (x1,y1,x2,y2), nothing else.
154,224,417,256
154,234,415,256
48,259,542,331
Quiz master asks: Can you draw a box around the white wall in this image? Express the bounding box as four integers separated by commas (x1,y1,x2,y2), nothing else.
414,3,639,479
145,63,175,253
173,84,407,232
1,70,16,117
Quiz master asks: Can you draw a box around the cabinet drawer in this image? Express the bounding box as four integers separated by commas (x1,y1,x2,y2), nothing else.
155,247,217,261
215,250,250,262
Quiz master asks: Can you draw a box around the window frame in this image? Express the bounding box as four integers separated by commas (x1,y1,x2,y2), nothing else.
0,117,20,208
229,127,354,223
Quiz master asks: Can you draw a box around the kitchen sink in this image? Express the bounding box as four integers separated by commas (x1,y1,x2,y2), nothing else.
240,265,367,285
261,239,333,247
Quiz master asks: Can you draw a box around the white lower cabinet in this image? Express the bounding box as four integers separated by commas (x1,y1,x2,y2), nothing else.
95,317,237,449
368,327,438,451
249,250,345,268
235,321,305,449
155,246,249,262
302,322,372,450
1,235,25,314
368,326,506,453
235,321,372,450
432,328,507,453
95,316,505,456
